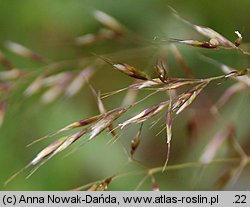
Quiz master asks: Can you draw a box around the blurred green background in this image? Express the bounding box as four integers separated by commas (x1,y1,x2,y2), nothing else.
1,0,250,190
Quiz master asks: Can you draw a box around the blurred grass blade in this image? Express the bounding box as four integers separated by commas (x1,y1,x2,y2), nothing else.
0,50,14,70
0,100,7,127
75,28,117,45
65,67,95,98
170,44,193,78
41,72,73,103
24,75,45,97
93,10,124,34
199,126,233,164
186,114,198,144
5,41,47,63
214,164,245,189
121,86,138,107
215,83,246,109
0,69,22,81
41,85,64,103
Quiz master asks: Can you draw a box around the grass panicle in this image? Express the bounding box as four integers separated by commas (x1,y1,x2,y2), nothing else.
3,8,250,190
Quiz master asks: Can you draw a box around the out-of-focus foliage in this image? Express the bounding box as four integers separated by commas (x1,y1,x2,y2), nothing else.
1,0,250,190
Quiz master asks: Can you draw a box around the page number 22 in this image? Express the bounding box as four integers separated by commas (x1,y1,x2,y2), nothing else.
234,195,246,203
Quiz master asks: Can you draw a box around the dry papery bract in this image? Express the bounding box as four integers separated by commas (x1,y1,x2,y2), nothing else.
3,9,250,190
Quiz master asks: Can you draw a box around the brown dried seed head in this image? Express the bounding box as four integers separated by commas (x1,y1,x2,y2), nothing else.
162,100,173,172
209,38,219,46
171,39,218,49
130,137,140,156
53,130,87,153
158,79,200,91
113,63,151,80
95,176,114,191
155,57,168,83
234,31,242,47
89,108,127,140
166,102,172,144
194,27,236,48
130,124,143,156
30,130,87,169
175,82,208,115
31,136,68,165
27,114,101,147
225,69,250,78
130,79,163,89
120,100,169,129
99,56,151,80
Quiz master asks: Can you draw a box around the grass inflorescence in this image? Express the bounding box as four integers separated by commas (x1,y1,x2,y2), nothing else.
2,8,250,190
